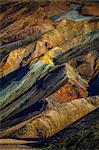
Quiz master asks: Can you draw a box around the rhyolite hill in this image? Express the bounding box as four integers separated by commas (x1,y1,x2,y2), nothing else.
0,0,99,149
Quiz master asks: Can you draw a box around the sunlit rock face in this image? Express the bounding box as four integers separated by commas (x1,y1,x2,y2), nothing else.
4,96,98,138
47,64,88,103
0,0,99,147
0,15,98,77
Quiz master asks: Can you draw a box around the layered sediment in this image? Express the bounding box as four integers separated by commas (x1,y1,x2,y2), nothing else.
0,0,99,149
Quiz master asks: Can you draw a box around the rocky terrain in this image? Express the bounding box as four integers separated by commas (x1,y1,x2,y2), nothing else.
0,0,99,149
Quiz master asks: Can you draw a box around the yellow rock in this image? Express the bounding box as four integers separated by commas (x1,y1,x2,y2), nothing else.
40,47,62,66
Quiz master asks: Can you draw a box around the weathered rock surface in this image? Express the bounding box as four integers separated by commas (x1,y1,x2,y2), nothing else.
47,63,88,103
1,96,98,138
0,0,99,149
0,108,99,150
0,24,99,77
0,47,64,120
0,61,89,130
50,10,97,22
82,5,99,16
66,0,99,16
0,49,89,123
0,0,68,46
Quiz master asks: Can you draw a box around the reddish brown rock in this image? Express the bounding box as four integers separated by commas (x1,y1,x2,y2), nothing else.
0,3,98,77
50,83,87,103
1,96,98,138
47,63,88,103
82,5,99,16
0,0,68,46
0,1,99,145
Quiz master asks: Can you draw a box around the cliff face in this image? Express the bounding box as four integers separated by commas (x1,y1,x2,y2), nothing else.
0,0,99,149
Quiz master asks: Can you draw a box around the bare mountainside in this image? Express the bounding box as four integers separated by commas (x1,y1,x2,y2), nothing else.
0,0,99,149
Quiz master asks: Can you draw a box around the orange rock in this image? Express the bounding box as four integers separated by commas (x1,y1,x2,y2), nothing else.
1,43,35,77
0,2,98,77
82,5,99,16
47,64,88,103
52,83,87,103
0,1,68,46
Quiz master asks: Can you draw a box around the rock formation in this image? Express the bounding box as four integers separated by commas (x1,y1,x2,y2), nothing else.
0,0,99,149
